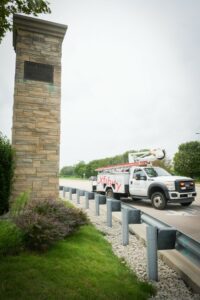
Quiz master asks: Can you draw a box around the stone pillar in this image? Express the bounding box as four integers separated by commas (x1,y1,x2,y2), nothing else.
12,15,67,201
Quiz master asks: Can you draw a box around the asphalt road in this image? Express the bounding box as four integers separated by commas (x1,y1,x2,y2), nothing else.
60,178,200,242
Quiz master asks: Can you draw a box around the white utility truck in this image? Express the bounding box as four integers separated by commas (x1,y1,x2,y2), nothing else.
92,149,196,210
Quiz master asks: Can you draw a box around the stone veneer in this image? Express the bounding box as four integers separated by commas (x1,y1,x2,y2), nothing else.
12,14,67,200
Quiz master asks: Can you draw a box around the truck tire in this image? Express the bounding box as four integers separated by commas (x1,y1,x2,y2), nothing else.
181,202,192,207
151,192,167,210
106,188,114,198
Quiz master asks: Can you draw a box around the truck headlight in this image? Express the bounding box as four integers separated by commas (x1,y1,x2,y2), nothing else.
165,181,175,191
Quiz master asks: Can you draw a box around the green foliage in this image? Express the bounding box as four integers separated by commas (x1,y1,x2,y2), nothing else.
60,165,75,177
0,220,24,256
71,150,130,178
174,141,200,178
0,132,15,215
0,0,51,43
85,153,127,178
10,191,30,217
13,198,88,251
74,161,87,178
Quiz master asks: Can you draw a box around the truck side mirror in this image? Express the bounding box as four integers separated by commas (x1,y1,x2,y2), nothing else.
141,175,147,181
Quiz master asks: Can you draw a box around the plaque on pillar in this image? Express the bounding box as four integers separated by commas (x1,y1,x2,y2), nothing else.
24,61,54,83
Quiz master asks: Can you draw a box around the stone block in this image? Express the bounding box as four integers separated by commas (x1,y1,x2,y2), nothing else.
15,167,36,175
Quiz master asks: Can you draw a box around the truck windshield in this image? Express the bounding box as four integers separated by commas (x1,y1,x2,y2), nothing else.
144,167,171,177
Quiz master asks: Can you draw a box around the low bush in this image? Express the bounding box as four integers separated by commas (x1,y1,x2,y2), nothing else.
13,198,88,251
0,220,24,256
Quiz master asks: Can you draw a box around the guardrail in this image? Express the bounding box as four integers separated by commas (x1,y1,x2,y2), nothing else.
60,186,200,283
122,202,200,267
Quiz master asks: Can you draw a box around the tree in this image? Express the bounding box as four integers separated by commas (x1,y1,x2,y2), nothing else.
0,132,15,214
60,166,75,177
173,141,200,178
0,0,51,43
74,161,87,178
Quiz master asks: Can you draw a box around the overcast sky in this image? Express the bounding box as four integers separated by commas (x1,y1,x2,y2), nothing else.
0,0,200,168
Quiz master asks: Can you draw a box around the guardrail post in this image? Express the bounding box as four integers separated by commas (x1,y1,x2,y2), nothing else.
84,192,94,209
85,192,89,209
63,186,70,198
69,188,72,200
68,188,76,200
63,186,66,198
107,198,121,227
95,194,106,216
76,189,80,204
70,188,76,200
107,200,112,227
95,194,100,215
146,226,158,281
77,190,85,204
122,206,129,246
122,206,141,246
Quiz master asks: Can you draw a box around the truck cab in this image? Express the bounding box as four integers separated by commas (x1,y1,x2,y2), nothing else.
129,166,196,209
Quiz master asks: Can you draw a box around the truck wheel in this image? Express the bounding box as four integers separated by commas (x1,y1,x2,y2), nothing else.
151,192,167,210
181,202,192,207
106,188,114,198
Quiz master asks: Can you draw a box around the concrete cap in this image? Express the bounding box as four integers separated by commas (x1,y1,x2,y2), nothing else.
13,14,68,50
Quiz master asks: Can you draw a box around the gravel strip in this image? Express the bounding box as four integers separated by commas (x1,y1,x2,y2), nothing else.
70,196,200,300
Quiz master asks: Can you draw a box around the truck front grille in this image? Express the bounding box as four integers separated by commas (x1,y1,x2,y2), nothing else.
175,180,195,193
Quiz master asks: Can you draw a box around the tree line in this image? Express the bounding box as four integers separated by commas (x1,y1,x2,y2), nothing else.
60,150,130,178
60,141,200,180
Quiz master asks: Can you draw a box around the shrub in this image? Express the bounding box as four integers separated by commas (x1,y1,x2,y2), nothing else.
13,198,88,251
0,220,24,256
0,132,15,215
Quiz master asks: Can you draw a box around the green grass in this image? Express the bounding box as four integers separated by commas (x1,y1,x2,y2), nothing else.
0,225,154,300
0,220,23,256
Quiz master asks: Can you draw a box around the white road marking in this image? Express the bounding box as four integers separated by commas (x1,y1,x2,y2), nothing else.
166,208,200,216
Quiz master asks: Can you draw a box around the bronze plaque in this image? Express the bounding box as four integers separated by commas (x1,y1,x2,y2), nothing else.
24,61,53,83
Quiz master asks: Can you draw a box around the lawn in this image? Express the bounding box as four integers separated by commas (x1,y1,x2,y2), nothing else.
0,224,154,300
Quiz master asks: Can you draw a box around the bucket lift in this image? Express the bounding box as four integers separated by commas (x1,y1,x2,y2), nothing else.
96,148,165,173
128,148,165,163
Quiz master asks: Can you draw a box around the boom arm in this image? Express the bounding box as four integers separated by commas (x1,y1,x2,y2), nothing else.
128,148,165,163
